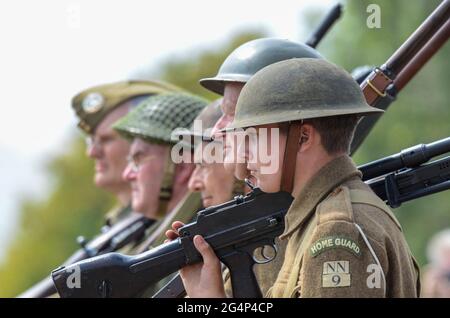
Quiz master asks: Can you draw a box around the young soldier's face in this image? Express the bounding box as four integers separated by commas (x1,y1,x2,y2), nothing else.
211,82,248,180
122,138,169,218
188,142,235,207
86,106,130,193
245,124,286,193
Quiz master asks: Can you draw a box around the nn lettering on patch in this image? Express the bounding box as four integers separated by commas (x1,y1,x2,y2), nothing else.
322,260,351,288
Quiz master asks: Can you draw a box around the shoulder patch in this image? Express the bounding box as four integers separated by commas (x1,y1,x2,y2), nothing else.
322,260,351,288
310,235,361,257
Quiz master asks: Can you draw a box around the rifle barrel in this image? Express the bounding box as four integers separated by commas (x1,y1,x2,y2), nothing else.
395,18,450,91
384,0,450,76
359,137,450,181
305,3,342,48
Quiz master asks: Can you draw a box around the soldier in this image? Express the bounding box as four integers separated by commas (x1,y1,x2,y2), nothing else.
200,38,323,180
112,92,207,254
18,80,182,298
170,38,324,296
178,99,240,208
162,99,244,298
72,80,180,226
170,58,420,297
111,92,207,297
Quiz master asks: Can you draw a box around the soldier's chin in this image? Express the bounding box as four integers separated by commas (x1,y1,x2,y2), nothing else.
202,197,213,208
131,199,145,214
258,178,280,193
94,173,110,188
223,161,235,174
234,163,249,180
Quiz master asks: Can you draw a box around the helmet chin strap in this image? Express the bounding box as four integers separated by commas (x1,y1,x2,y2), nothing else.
232,179,246,196
156,153,175,218
280,121,303,194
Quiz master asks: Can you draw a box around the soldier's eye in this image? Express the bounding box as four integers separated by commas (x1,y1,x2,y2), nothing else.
100,136,115,144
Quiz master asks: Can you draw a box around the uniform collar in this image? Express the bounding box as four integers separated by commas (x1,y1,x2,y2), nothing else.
281,155,362,239
105,202,133,227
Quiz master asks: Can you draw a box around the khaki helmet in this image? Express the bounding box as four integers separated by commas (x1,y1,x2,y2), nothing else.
72,80,183,134
200,38,323,95
228,58,383,130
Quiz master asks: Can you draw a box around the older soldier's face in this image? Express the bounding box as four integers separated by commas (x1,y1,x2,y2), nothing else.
86,106,130,193
188,143,235,207
122,139,170,218
211,82,248,180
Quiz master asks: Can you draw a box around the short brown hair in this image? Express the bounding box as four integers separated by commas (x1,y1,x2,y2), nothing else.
305,115,360,154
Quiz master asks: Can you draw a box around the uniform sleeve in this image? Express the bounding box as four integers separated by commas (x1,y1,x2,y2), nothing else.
299,219,388,298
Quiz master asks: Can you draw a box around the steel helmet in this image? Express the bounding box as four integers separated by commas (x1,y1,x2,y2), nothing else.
200,38,323,95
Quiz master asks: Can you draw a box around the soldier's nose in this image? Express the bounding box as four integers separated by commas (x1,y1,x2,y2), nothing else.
211,115,229,135
122,164,136,182
188,165,202,191
87,143,102,159
188,175,204,192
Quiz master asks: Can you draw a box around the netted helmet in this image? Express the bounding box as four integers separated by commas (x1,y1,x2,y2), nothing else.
173,98,223,148
113,93,208,145
113,92,207,217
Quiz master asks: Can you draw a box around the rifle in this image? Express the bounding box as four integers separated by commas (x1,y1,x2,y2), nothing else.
350,0,450,154
360,137,450,208
52,190,293,298
305,2,342,48
18,212,154,298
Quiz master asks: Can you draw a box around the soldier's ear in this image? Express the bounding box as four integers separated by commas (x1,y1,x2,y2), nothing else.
299,125,312,144
297,124,315,154
174,162,196,185
300,132,309,143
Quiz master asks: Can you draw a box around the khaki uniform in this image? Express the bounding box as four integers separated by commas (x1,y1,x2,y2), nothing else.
268,155,420,298
119,191,202,256
104,203,133,227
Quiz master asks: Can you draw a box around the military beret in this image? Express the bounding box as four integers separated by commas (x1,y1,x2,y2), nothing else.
72,80,183,134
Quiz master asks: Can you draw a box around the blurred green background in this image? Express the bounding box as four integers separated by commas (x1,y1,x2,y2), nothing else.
0,0,448,297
